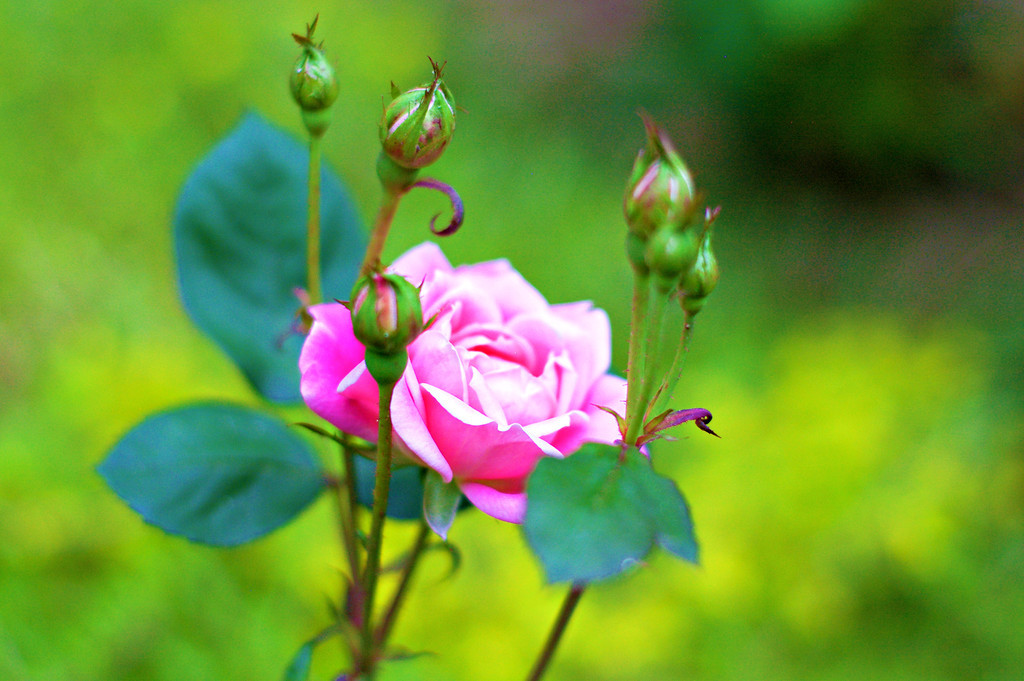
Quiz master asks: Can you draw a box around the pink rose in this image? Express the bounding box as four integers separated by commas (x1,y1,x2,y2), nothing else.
299,243,626,523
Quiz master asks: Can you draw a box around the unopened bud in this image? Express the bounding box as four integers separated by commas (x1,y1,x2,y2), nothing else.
380,58,456,170
351,273,424,354
624,114,697,240
350,273,424,385
680,225,720,315
645,223,702,293
290,16,339,136
625,231,649,275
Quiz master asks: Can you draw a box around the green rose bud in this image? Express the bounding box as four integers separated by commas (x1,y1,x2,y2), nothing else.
625,231,649,275
290,46,338,112
350,273,424,356
680,220,721,315
290,16,339,137
645,222,702,293
624,114,697,240
380,58,456,170
350,273,424,385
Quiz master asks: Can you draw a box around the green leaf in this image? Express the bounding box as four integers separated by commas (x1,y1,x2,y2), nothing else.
523,444,698,583
174,112,365,404
282,641,313,681
282,622,348,681
632,457,699,563
98,402,326,546
423,470,462,539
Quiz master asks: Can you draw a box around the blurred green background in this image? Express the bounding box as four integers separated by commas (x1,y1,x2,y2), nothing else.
2,0,1022,679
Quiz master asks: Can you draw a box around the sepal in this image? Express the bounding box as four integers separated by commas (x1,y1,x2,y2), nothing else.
423,470,462,539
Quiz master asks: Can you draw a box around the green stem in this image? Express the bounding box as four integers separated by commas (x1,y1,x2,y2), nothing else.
525,584,586,681
359,380,398,676
307,134,323,304
359,189,404,277
374,520,431,649
625,278,672,444
639,293,680,425
624,269,651,445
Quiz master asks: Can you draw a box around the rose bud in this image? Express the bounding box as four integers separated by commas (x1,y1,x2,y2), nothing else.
290,16,339,137
644,222,702,293
624,114,698,241
350,273,424,384
290,44,338,112
680,226,720,315
379,58,456,170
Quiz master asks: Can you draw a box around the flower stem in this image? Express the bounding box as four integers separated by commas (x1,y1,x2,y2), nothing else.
374,519,431,649
626,276,671,445
307,134,323,304
359,380,398,676
359,188,404,277
525,584,586,681
624,269,651,445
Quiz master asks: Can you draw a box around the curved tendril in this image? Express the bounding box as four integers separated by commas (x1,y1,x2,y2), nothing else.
411,178,464,236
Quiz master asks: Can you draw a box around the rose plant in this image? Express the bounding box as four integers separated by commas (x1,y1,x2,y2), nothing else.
98,18,724,681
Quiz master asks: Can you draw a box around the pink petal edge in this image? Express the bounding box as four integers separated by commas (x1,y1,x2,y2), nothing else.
459,482,527,524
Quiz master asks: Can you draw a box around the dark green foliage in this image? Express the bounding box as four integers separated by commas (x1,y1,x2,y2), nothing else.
524,444,698,583
353,457,425,521
174,112,364,403
98,402,326,546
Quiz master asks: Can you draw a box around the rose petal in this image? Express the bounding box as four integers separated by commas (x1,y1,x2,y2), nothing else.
545,351,579,415
459,481,527,524
391,242,452,284
466,362,556,427
456,259,549,319
582,374,630,443
407,330,469,403
425,273,505,329
336,360,366,393
548,302,612,397
420,384,558,480
505,316,562,376
523,411,580,442
299,303,379,440
455,323,537,372
466,365,510,427
390,375,453,482
537,410,591,454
